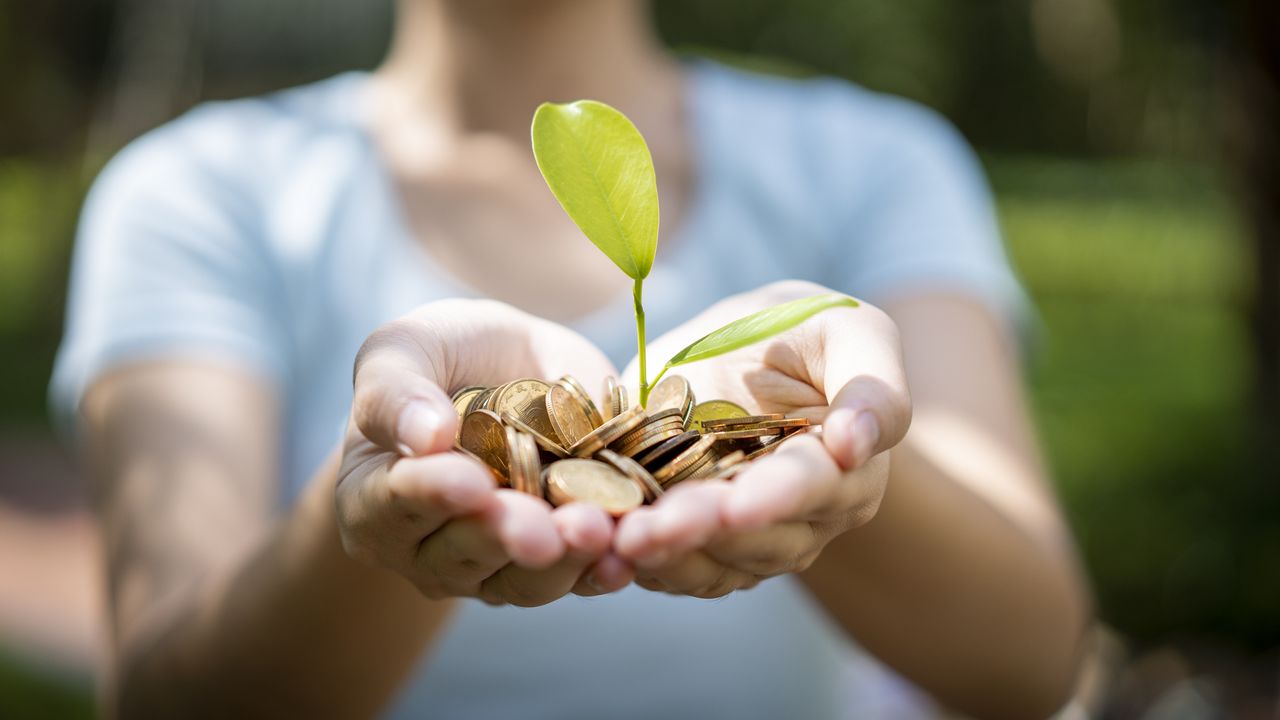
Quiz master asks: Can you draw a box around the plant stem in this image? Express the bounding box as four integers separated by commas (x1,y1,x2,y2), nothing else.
648,365,669,393
634,278,649,406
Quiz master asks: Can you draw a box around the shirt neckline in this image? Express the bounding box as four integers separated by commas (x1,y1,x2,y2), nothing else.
342,60,722,331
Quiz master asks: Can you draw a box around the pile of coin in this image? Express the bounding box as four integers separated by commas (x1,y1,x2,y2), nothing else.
453,375,815,516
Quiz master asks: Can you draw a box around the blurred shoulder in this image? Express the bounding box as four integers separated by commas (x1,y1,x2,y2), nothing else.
92,72,370,205
692,59,980,184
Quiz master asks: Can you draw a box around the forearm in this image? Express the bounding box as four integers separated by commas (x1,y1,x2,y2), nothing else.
799,444,1090,720
115,452,453,717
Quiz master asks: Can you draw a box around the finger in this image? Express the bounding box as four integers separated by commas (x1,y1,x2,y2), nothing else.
337,451,498,567
634,551,759,599
613,482,730,568
721,434,842,530
573,553,635,597
819,305,911,469
479,503,614,607
823,377,911,470
352,319,457,457
551,502,615,558
634,576,668,593
487,490,566,569
384,452,499,535
414,514,511,597
704,522,818,576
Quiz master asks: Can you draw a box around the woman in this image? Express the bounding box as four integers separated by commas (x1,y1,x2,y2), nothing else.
54,0,1090,717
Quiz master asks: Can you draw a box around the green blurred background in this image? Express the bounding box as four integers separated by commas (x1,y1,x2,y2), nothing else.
2,0,1276,717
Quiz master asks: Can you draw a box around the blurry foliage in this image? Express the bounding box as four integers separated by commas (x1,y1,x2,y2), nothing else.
0,0,1270,687
654,0,1227,157
0,162,81,425
0,652,92,720
991,157,1278,643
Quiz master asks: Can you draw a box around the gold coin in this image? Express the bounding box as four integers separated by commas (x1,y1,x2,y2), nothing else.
712,417,811,433
660,446,718,488
597,449,664,502
666,450,717,487
640,408,684,425
599,377,629,420
744,435,786,461
545,458,643,516
451,386,487,417
480,383,508,412
567,405,647,458
687,399,750,433
453,447,506,483
693,450,747,480
458,409,509,481
501,411,568,457
706,427,785,441
471,387,497,414
610,409,683,449
615,383,629,418
523,432,545,498
653,435,717,486
699,413,786,431
612,416,684,448
491,378,548,417
646,375,695,421
506,426,528,493
613,425,685,458
494,378,563,444
634,430,700,469
451,386,488,440
601,377,619,421
559,375,604,428
451,385,484,401
506,428,543,497
546,382,596,446
782,424,818,437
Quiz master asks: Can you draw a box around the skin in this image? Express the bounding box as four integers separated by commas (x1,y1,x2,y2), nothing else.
615,281,1090,718
82,0,1090,717
86,302,633,716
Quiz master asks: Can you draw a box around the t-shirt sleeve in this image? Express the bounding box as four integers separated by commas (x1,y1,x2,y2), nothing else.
826,95,1030,326
50,120,288,431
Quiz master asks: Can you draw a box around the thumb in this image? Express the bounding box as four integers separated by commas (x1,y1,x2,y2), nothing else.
818,305,912,470
352,320,458,457
823,375,911,470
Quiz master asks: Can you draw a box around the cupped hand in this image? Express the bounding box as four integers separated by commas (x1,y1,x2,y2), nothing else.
336,299,634,606
615,280,912,597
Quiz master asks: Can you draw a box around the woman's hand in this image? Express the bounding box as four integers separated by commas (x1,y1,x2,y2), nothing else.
336,299,635,606
614,280,912,597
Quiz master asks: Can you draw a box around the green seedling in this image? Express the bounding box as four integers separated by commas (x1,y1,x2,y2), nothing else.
532,100,857,405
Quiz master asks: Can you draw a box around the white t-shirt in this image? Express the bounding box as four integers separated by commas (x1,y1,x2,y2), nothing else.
53,60,1026,718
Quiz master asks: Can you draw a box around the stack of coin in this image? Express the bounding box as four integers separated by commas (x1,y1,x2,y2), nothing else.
601,376,629,421
609,408,685,458
452,374,818,516
701,413,812,461
644,375,695,426
505,426,543,497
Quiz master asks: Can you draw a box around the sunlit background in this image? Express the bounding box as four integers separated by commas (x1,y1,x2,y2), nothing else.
1,1,1275,717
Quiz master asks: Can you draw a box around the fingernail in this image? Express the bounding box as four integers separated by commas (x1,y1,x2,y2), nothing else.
398,401,445,456
586,573,605,592
852,411,881,467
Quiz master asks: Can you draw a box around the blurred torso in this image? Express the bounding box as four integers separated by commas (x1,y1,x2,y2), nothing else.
365,73,695,324
56,58,1012,718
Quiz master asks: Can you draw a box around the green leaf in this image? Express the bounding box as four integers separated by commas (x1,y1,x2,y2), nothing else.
661,293,860,369
531,100,659,280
